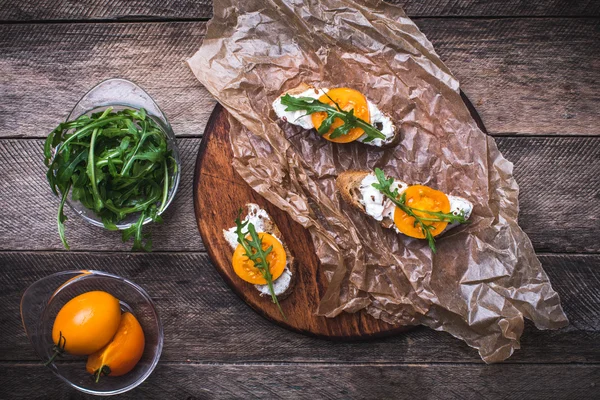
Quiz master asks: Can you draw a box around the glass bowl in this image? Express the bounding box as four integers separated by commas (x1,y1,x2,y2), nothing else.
20,270,163,396
62,78,181,230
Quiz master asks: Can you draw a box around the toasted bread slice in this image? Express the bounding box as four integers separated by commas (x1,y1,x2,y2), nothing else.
273,84,401,148
283,82,314,96
336,170,395,229
375,127,402,149
337,170,473,234
223,203,296,300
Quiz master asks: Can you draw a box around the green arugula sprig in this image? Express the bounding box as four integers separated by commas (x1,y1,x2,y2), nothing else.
235,210,286,319
280,93,386,142
44,107,177,251
371,168,468,253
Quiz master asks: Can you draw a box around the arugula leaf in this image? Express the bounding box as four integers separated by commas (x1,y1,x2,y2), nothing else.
86,128,104,212
280,93,386,142
44,107,175,251
121,208,151,251
371,168,469,253
57,182,71,250
235,210,286,320
55,151,88,185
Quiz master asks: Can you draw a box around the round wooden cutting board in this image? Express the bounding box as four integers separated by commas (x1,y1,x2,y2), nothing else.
194,95,486,339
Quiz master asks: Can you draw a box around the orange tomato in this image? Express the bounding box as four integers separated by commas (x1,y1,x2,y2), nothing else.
51,291,121,356
86,312,145,380
311,88,370,143
394,185,451,239
232,232,286,284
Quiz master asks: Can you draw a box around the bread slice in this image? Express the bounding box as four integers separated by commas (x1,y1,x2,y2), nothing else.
336,170,395,229
337,170,474,235
273,84,401,148
283,82,314,97
223,203,296,300
375,126,402,149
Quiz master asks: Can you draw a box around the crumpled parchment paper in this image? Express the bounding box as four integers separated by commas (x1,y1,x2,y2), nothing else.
187,0,568,362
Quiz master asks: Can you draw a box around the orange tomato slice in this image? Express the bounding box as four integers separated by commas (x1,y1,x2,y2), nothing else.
310,88,370,143
393,185,451,239
86,312,145,380
232,232,286,285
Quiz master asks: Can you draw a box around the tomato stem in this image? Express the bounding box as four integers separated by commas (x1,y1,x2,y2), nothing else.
94,365,111,383
44,331,66,367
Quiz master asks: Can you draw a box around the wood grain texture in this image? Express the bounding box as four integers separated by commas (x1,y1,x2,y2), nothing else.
1,252,598,364
0,22,214,139
0,138,204,252
194,105,414,339
495,136,600,253
0,5,597,399
1,135,597,252
0,0,598,21
392,0,600,17
0,19,598,139
1,362,599,400
417,17,600,136
0,0,213,22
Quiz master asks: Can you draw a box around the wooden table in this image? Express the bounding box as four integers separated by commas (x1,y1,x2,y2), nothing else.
0,1,598,398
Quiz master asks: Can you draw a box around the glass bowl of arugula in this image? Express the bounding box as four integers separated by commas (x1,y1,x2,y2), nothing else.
44,78,180,251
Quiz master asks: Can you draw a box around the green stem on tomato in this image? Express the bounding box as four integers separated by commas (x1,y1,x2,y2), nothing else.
94,365,111,383
44,331,66,367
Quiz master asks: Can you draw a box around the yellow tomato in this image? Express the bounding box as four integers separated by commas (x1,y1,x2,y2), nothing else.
311,88,370,143
232,233,286,285
86,312,145,380
51,291,121,356
394,185,451,238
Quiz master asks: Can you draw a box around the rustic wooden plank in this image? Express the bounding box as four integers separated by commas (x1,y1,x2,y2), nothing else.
417,17,600,136
394,0,600,17
495,136,600,253
0,22,214,139
0,138,204,252
0,19,598,139
0,0,598,21
0,0,213,22
3,252,598,364
1,362,599,400
1,136,597,252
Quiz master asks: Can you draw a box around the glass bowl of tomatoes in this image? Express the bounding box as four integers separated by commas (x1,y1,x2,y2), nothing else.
20,270,163,395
